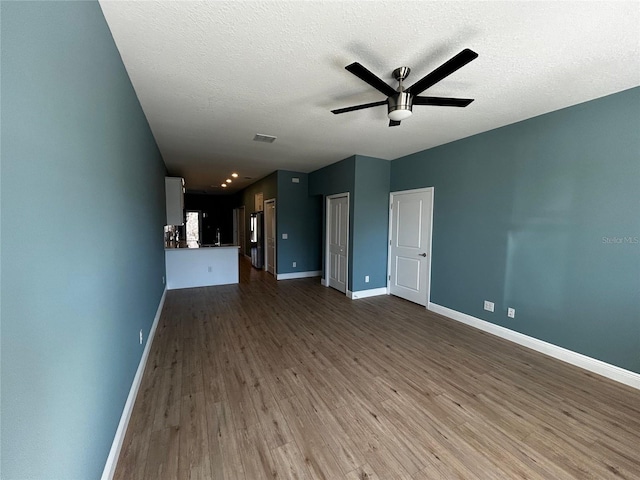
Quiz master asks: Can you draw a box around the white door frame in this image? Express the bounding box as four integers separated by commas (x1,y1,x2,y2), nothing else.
264,198,276,274
387,187,434,307
324,192,350,294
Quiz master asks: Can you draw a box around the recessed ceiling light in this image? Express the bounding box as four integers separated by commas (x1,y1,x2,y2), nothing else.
221,183,227,188
226,178,232,183
231,173,238,178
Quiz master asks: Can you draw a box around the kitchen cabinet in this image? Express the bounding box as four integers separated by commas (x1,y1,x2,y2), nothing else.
165,245,239,289
165,176,184,225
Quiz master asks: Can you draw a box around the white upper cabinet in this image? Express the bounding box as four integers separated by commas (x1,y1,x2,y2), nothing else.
165,177,184,225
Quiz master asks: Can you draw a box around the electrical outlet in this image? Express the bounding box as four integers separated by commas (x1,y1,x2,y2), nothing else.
292,261,296,267
282,233,288,239
365,275,370,283
139,329,143,345
508,307,516,318
162,276,165,284
484,300,495,312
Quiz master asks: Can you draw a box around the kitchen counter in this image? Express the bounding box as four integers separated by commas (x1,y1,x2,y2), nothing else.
165,243,238,250
165,245,239,289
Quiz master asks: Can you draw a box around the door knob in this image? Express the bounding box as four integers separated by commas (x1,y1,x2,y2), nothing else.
418,253,426,257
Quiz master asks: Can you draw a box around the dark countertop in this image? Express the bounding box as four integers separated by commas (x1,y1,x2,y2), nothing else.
165,243,239,250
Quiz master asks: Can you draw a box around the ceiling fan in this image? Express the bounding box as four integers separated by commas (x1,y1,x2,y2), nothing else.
331,48,478,127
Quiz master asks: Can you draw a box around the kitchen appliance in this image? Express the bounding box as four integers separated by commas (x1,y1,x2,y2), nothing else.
163,224,184,248
250,211,264,269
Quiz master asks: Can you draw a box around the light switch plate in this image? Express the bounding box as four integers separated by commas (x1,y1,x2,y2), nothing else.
282,233,288,239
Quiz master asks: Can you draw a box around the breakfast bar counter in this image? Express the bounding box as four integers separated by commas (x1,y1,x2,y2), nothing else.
165,245,239,290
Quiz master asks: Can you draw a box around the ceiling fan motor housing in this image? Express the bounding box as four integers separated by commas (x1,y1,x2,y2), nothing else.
388,92,413,120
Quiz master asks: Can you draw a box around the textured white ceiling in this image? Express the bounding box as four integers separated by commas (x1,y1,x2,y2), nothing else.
99,1,640,193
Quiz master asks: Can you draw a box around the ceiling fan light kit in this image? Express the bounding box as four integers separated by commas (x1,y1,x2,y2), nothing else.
332,49,478,127
387,92,413,121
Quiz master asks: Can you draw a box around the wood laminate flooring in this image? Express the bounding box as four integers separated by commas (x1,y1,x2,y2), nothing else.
114,257,640,479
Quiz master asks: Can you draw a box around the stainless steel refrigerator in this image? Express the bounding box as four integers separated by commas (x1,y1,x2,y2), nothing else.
250,211,264,269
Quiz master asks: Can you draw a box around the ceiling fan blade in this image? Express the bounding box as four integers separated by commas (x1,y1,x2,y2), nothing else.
413,96,474,107
345,62,397,97
406,49,478,96
331,100,387,115
389,120,401,127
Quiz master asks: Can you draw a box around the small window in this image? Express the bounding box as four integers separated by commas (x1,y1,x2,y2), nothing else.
185,210,201,247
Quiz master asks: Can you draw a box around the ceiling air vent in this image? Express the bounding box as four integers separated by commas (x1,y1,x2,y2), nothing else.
253,134,277,143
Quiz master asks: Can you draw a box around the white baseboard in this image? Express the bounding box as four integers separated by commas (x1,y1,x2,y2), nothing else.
321,278,328,287
428,302,640,391
347,287,388,300
276,270,322,280
101,288,167,480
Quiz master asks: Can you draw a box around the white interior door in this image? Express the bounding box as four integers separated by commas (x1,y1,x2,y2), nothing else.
327,194,349,293
388,188,433,306
265,199,276,274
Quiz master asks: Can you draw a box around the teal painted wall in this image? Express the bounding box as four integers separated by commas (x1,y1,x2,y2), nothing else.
309,155,357,199
308,155,390,292
238,171,277,254
391,87,640,374
309,156,356,289
237,170,322,275
239,171,278,215
352,156,390,291
1,2,167,478
276,171,322,274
